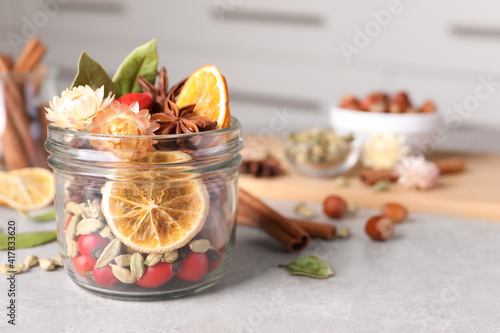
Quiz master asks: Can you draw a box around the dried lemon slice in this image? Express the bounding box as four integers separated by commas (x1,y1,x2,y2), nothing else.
101,179,209,253
0,168,54,211
176,65,230,129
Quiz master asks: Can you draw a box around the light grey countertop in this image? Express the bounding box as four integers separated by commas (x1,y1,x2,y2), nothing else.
1,200,499,333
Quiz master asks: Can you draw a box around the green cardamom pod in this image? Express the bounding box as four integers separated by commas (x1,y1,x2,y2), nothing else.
144,253,162,266
114,254,132,267
130,253,145,280
23,255,39,269
76,218,103,235
110,264,136,284
95,239,121,268
52,256,64,267
189,239,212,253
163,250,178,263
39,258,56,271
0,263,24,275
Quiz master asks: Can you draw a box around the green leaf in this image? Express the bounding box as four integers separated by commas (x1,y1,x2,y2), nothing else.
17,206,55,222
112,38,158,95
71,51,122,97
0,231,57,250
281,255,334,279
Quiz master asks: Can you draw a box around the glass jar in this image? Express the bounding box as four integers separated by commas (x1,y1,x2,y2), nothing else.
45,118,243,299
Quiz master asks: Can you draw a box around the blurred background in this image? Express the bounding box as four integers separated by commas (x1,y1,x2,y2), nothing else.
1,0,499,152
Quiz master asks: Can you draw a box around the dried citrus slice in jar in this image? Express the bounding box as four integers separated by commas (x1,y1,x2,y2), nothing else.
101,180,209,253
106,151,194,181
0,168,54,211
176,65,230,129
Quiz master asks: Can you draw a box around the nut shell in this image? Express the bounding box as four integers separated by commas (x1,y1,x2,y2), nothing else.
323,195,348,219
365,215,394,241
382,202,408,223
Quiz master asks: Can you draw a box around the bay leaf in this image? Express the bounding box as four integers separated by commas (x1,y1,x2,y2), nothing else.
71,51,121,97
17,206,55,222
281,255,333,279
0,231,57,250
112,38,158,94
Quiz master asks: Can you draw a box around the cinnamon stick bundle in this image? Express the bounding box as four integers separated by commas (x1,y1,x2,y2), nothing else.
238,188,310,252
0,38,47,170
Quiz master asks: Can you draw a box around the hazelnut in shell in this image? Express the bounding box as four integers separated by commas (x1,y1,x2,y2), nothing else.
365,215,394,241
323,195,348,219
381,202,408,223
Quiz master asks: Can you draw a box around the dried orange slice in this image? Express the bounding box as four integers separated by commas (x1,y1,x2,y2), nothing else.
101,179,209,253
108,151,194,181
176,65,230,129
0,168,54,211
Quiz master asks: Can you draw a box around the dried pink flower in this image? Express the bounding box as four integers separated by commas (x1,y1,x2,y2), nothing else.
393,155,440,190
87,101,160,159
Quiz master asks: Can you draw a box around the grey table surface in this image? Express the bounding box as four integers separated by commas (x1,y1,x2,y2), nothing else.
0,199,499,333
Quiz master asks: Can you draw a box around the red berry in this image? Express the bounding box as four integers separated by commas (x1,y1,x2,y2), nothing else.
77,234,110,258
73,255,97,279
177,252,208,282
64,214,73,231
117,92,153,110
207,249,222,271
135,263,174,288
93,266,120,287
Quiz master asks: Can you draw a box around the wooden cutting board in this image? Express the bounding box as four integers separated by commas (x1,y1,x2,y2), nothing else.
239,137,500,222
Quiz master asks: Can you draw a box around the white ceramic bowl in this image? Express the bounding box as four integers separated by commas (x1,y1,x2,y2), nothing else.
329,107,443,153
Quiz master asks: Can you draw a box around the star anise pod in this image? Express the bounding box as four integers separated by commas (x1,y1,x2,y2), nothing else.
137,67,187,113
152,101,217,135
239,156,286,177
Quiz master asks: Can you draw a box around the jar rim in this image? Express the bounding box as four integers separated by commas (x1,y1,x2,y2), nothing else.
47,116,241,139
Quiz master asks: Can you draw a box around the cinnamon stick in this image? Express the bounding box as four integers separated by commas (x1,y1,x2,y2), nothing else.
358,168,398,186
2,113,29,169
238,188,310,252
237,211,336,240
14,38,46,71
288,218,336,240
434,157,466,174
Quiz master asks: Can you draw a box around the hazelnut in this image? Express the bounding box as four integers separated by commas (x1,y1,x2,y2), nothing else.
365,215,394,241
323,195,348,219
339,94,360,110
381,202,408,223
388,91,411,113
419,100,436,113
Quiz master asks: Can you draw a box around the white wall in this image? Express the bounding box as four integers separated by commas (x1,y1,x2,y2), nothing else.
1,0,499,141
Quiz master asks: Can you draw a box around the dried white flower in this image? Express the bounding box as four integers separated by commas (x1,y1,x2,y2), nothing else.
362,132,409,170
45,85,114,130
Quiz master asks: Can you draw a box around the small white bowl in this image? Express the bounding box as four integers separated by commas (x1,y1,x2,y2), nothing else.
329,107,443,153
